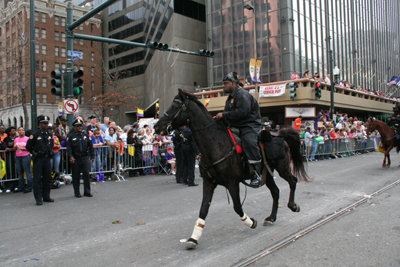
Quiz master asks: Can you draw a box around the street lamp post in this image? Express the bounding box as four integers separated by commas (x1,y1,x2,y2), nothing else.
244,3,258,97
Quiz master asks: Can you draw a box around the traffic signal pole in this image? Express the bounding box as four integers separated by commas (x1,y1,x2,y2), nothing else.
65,0,212,126
29,0,37,130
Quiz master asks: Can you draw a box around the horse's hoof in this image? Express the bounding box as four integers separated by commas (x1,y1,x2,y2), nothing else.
250,218,257,229
291,204,300,212
263,219,274,226
185,238,198,250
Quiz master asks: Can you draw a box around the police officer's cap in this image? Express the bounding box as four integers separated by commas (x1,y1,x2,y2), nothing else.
223,72,244,87
88,115,96,119
37,115,50,123
60,117,68,122
72,119,83,126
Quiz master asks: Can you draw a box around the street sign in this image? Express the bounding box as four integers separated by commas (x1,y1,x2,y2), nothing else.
68,51,83,58
64,99,79,114
71,56,79,63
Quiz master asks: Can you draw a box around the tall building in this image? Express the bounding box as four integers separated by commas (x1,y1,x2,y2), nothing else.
207,0,400,93
96,0,207,125
0,0,102,128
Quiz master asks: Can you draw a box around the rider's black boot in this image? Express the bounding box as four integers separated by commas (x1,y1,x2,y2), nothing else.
249,162,262,186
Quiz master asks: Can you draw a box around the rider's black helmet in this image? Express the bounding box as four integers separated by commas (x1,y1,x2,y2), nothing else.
223,72,244,87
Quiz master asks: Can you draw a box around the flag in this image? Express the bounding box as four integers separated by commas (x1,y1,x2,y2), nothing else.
137,108,144,117
205,99,210,108
155,102,159,118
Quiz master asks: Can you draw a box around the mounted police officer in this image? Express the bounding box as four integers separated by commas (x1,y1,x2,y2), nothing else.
173,127,185,183
213,72,262,186
388,103,400,149
67,119,94,198
26,116,55,205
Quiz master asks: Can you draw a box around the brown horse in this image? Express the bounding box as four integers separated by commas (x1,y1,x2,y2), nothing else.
366,118,398,167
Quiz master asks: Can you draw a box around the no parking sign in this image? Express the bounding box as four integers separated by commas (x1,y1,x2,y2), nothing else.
64,99,79,114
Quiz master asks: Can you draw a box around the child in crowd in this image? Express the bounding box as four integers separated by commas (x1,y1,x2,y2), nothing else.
164,147,176,174
116,137,124,169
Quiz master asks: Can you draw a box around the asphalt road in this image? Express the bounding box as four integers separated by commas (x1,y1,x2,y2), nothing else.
0,151,399,267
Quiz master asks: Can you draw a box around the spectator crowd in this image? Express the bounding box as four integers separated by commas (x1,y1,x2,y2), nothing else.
0,115,192,194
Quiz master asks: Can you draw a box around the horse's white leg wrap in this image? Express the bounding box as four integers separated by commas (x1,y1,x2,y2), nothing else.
241,213,253,228
190,218,205,241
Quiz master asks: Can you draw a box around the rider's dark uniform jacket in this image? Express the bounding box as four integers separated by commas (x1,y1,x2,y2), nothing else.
222,86,261,134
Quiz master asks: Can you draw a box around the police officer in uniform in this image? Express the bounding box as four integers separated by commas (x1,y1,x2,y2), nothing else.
213,72,262,186
181,126,200,186
67,119,95,197
173,127,184,183
26,116,55,205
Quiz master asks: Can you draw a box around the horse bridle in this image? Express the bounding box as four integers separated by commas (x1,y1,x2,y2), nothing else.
163,97,216,134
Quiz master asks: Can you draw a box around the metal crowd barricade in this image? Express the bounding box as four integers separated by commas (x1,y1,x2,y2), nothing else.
121,141,173,175
0,150,19,190
300,136,381,160
59,145,121,182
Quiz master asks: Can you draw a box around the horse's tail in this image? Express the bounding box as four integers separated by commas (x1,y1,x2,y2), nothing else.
279,128,311,182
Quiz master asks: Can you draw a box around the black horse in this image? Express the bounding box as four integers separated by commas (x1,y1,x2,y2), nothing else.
154,90,310,249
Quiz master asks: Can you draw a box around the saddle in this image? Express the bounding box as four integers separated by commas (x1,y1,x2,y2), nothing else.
227,128,285,161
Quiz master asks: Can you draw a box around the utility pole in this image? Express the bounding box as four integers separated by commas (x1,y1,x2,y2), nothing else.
330,50,334,116
29,0,37,130
66,2,74,126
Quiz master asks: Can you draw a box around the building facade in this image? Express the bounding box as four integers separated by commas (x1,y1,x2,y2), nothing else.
207,0,400,93
75,0,208,125
0,0,102,128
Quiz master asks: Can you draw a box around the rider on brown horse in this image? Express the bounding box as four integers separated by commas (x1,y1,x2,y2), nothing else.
387,103,400,151
213,72,262,186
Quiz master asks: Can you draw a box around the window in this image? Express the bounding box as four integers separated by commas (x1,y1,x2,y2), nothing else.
41,44,46,55
35,60,39,70
80,51,83,59
74,39,77,44
61,48,66,57
42,78,47,87
91,67,94,76
35,28,39,38
42,94,47,104
55,47,59,56
35,12,39,21
42,61,47,71
41,29,46,39
36,94,40,103
55,63,59,69
80,96,84,104
35,44,39,54
91,82,95,91
61,32,66,42
91,40,94,47
79,66,84,71
79,24,83,31
61,63,66,69
91,23,94,32
35,78,40,87
61,17,66,26
55,95,60,103
55,31,59,41
91,52,94,61
41,13,46,23
79,39,83,45
55,16,59,25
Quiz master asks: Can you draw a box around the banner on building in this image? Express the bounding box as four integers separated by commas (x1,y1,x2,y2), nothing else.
249,58,256,82
259,83,286,98
58,102,64,115
256,60,262,83
285,107,316,118
155,102,159,118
